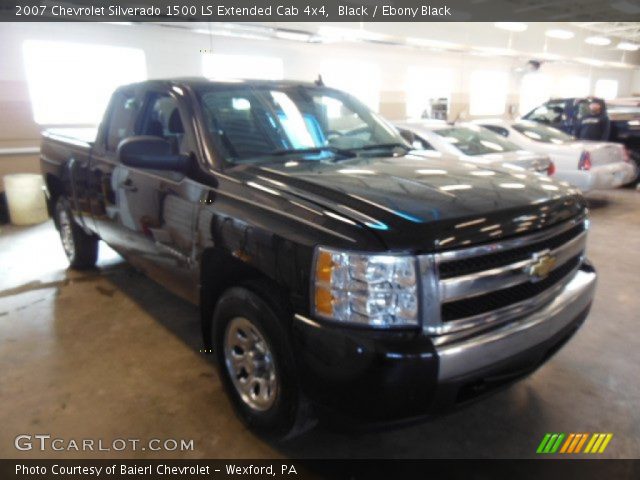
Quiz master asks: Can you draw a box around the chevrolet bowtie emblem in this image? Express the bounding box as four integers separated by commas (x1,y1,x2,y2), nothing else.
528,251,557,282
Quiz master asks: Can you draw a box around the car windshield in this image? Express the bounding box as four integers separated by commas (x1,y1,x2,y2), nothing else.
195,84,407,164
432,125,521,156
513,121,575,144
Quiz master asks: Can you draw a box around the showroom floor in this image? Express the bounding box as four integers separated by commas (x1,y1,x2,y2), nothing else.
1,188,639,459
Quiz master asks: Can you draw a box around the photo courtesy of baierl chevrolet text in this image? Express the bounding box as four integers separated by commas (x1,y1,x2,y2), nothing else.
0,0,639,478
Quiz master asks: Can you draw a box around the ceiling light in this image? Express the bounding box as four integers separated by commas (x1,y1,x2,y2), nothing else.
617,41,640,51
577,57,605,67
535,51,563,61
193,28,271,41
585,36,611,46
405,37,462,50
275,30,311,42
472,46,518,56
317,26,386,42
494,22,528,32
545,29,575,40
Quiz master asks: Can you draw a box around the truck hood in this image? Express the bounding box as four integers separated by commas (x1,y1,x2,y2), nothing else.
232,154,586,251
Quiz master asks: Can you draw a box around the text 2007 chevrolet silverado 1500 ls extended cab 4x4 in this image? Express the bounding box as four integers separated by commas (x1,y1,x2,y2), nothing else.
41,79,596,438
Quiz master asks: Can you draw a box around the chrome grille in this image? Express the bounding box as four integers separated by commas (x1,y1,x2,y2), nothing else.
419,215,588,335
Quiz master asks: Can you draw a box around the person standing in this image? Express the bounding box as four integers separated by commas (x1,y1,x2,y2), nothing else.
575,101,611,141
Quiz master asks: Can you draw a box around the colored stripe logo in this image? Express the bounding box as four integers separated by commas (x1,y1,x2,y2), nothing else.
537,433,613,454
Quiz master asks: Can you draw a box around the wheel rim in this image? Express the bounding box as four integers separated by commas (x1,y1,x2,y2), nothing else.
223,316,278,412
58,207,75,260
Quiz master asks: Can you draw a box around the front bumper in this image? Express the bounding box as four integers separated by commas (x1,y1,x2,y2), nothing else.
292,264,596,421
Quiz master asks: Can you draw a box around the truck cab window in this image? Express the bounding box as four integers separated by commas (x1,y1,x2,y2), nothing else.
138,93,186,153
106,92,139,152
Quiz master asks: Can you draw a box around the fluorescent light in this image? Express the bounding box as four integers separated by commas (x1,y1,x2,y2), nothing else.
534,51,563,61
406,37,462,50
585,36,611,46
545,29,575,40
318,26,386,42
617,41,640,51
494,22,528,32
275,30,312,42
193,28,271,41
472,46,518,57
577,57,605,67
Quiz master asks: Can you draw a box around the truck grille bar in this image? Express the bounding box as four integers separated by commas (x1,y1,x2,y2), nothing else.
419,215,588,336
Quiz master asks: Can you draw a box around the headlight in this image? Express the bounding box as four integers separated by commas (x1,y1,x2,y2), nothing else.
312,246,419,327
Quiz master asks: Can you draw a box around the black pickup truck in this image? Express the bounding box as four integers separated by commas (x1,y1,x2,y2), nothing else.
41,79,597,438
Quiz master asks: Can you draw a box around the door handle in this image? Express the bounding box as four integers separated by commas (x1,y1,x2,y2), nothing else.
120,179,138,192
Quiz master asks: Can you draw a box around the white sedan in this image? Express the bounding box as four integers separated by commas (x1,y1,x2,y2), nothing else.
474,119,638,192
396,120,554,176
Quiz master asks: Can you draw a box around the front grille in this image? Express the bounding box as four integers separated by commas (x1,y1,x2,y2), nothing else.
419,216,588,333
441,255,581,321
439,222,585,279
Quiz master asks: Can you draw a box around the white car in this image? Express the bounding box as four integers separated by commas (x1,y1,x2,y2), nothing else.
474,119,638,192
396,120,554,176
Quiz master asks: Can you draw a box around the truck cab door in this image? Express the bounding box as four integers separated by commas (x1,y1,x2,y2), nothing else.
110,88,203,303
87,88,142,254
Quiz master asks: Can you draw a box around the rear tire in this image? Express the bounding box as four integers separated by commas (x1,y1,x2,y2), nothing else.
54,197,98,270
211,286,315,440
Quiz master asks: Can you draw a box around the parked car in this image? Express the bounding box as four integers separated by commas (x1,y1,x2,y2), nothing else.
41,79,596,438
396,120,554,175
474,119,638,191
523,96,640,175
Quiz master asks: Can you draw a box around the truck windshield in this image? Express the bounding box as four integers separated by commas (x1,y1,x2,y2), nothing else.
433,125,521,156
513,121,575,144
196,85,406,163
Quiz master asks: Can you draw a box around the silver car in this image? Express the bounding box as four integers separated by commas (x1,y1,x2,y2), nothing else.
396,120,554,176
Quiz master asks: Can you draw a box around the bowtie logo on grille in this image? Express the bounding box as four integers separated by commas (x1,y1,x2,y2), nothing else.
527,251,557,282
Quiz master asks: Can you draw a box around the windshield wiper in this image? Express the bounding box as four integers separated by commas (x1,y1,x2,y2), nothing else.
268,146,357,159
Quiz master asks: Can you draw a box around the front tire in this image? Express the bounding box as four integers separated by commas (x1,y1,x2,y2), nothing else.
54,197,98,269
212,286,314,440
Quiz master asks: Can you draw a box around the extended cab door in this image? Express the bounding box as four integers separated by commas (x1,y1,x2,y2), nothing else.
108,86,203,303
87,87,142,252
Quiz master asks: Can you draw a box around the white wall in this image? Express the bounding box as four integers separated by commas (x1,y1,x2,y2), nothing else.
1,21,639,137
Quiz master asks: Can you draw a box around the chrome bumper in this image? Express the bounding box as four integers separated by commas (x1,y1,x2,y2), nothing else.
436,267,596,382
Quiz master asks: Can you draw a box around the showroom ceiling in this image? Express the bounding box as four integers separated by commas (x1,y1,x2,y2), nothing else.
572,22,640,41
149,22,640,68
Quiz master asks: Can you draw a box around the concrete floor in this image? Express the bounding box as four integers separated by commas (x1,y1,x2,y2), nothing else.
1,188,639,459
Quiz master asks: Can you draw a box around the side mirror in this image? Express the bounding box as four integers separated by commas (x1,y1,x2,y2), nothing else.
117,136,191,173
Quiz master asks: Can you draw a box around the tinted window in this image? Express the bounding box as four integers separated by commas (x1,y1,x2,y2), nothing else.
138,93,186,153
196,85,404,163
433,125,520,156
106,91,139,151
